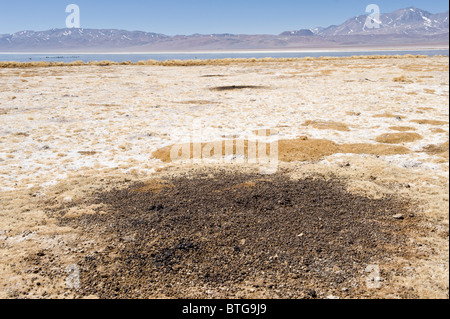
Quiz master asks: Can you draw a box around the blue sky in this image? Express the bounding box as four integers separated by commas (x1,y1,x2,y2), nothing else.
0,0,448,35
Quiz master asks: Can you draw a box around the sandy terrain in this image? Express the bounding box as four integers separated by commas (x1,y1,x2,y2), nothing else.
0,55,448,299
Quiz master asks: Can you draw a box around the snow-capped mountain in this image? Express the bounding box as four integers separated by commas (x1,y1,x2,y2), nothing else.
0,28,168,50
0,7,447,52
279,29,315,37
317,7,449,36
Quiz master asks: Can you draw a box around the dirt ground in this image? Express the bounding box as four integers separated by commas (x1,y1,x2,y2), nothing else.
0,55,448,299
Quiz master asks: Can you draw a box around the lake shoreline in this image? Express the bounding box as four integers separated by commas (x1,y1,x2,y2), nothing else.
1,43,449,55
1,49,448,65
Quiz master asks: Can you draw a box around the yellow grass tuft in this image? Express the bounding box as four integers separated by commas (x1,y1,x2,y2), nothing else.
393,75,413,83
303,120,350,132
376,133,423,144
411,119,449,126
0,54,439,69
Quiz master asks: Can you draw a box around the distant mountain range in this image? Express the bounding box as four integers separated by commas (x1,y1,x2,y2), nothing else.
0,7,448,52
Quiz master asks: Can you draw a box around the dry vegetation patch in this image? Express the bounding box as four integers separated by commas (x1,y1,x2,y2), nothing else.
421,141,449,158
411,119,449,126
389,126,417,132
302,120,350,132
373,113,404,119
393,75,414,83
339,144,411,156
152,138,411,164
0,54,435,69
376,133,423,144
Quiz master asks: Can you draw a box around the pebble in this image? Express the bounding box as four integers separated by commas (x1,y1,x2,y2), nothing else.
393,214,404,220
62,196,73,204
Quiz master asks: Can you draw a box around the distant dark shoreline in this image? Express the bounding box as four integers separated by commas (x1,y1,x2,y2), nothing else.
0,49,448,64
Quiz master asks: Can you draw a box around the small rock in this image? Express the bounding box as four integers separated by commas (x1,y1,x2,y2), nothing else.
62,196,73,204
393,214,404,220
148,204,164,211
307,290,317,298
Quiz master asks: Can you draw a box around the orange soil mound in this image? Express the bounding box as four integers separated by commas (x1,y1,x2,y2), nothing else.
389,126,417,132
376,133,423,144
152,138,411,163
373,113,404,119
422,141,449,158
78,151,98,156
431,128,447,133
411,119,449,126
278,139,339,161
338,143,411,156
302,120,350,132
393,75,414,83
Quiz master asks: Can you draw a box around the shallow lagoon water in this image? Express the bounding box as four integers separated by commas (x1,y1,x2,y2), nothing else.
0,49,448,63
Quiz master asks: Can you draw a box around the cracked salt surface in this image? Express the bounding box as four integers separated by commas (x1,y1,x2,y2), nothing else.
0,57,448,191
383,154,445,171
